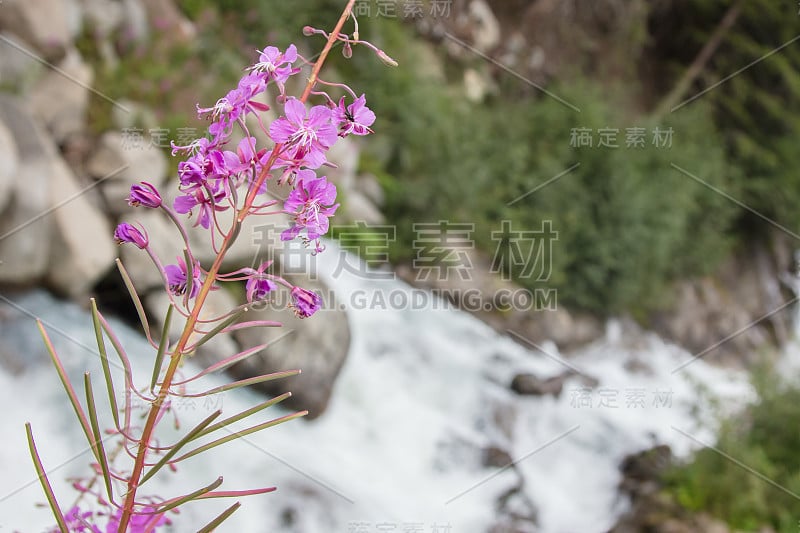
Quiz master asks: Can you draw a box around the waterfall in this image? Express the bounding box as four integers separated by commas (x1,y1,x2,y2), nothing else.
0,245,755,532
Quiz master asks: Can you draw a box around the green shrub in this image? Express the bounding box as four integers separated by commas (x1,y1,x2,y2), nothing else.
665,368,800,531
360,59,738,312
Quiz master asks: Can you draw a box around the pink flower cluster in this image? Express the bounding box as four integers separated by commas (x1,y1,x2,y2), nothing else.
114,43,377,319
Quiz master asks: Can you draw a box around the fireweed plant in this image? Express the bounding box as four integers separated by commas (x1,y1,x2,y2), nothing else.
27,2,395,531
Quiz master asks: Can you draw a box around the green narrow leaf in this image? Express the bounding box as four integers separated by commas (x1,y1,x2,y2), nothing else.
25,423,67,530
96,312,135,433
151,304,174,392
181,370,301,397
139,410,222,486
116,258,152,340
90,299,119,429
176,411,307,462
36,321,95,458
196,502,241,533
193,392,292,441
155,476,224,515
182,249,194,308
197,487,275,499
84,373,113,502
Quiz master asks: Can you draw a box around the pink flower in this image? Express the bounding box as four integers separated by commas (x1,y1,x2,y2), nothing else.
197,73,269,142
222,136,270,193
281,175,339,243
114,223,148,249
249,44,299,87
174,185,228,229
290,286,322,318
164,257,202,299
269,98,337,169
127,182,162,208
334,94,375,137
105,506,168,533
245,262,277,303
55,506,101,533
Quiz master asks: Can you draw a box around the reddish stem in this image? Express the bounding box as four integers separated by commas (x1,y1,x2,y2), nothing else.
116,2,357,529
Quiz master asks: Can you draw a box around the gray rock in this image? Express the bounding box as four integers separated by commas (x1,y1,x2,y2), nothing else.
87,130,168,215
356,173,384,207
0,32,45,92
325,135,359,191
139,0,197,43
26,47,93,144
80,0,124,38
0,0,73,59
650,239,793,366
0,118,19,214
467,1,501,53
45,156,116,297
341,190,385,226
230,275,350,419
0,96,56,283
121,0,149,43
464,67,493,102
510,372,569,397
110,99,158,132
482,445,513,468
610,445,732,533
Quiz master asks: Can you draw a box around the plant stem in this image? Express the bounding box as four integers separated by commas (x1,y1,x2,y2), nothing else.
116,2,357,529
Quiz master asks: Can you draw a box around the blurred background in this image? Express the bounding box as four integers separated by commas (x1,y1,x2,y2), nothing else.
1,0,800,531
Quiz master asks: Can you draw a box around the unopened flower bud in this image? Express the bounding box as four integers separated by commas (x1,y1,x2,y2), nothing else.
303,26,315,36
114,223,148,249
377,49,398,67
128,182,162,208
342,42,353,59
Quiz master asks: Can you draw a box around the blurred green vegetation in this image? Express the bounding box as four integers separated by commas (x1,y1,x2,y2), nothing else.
77,0,799,316
649,0,800,232
664,367,800,532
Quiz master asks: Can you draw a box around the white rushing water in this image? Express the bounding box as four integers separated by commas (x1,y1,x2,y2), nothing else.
0,245,756,532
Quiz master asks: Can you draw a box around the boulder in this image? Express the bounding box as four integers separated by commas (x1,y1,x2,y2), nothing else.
44,156,116,296
0,96,56,283
611,445,734,533
0,0,74,59
649,238,794,366
356,173,384,207
510,372,568,397
467,0,501,53
87,130,168,215
324,135,360,191
341,190,385,226
139,0,196,43
26,47,93,144
482,445,513,468
0,32,45,92
464,67,494,102
80,0,124,38
445,0,500,57
230,274,350,419
120,0,149,43
0,117,19,214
